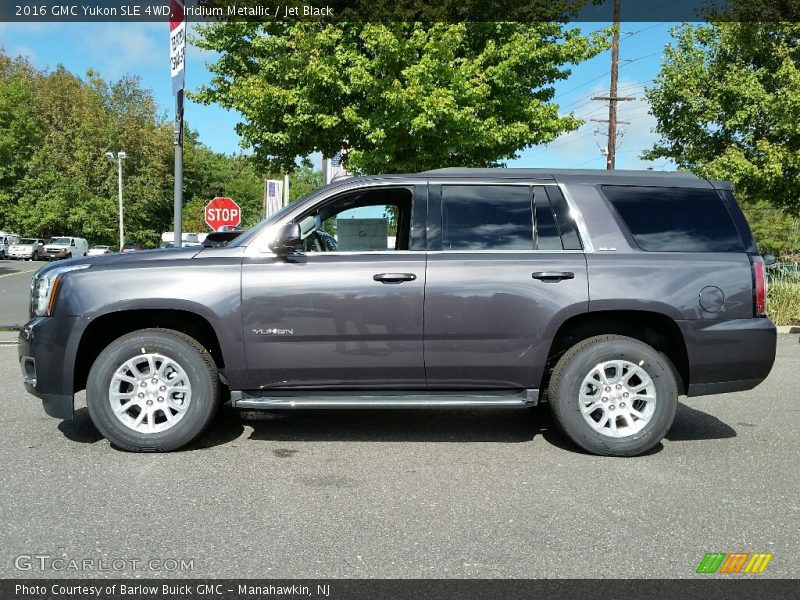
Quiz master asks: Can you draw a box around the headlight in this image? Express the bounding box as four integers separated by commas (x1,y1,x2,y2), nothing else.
30,264,89,317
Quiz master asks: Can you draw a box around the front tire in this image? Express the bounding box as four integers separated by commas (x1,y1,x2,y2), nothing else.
86,328,219,452
548,335,678,457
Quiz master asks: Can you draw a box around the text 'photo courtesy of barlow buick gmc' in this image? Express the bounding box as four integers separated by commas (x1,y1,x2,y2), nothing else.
18,169,777,456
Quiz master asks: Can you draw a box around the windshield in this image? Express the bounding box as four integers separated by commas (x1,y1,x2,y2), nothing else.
19,238,37,244
48,237,71,245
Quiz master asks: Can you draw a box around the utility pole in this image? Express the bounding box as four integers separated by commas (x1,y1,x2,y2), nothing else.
592,0,634,169
174,89,184,247
105,151,126,250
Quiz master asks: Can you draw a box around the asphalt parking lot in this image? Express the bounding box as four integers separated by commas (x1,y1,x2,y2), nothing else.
0,259,47,327
0,332,797,579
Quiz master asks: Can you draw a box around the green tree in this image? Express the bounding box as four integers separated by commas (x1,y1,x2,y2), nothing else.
740,201,800,257
192,22,607,174
286,165,323,203
0,50,268,245
644,21,800,216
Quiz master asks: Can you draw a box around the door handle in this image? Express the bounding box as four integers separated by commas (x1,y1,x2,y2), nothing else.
373,273,417,284
532,271,575,281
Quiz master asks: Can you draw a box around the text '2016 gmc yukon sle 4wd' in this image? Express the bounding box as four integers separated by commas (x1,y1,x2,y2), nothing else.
19,169,776,456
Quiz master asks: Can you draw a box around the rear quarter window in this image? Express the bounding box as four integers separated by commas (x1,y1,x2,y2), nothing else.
602,185,744,252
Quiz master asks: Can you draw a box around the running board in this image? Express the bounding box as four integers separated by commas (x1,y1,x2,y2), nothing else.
230,389,539,409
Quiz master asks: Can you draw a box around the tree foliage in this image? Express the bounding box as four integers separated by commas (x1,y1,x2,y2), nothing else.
192,22,607,174
0,50,299,247
644,21,800,218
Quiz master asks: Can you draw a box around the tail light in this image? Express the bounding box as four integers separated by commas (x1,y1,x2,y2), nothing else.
752,255,767,316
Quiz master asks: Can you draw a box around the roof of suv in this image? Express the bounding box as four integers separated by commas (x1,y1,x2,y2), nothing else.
422,167,702,182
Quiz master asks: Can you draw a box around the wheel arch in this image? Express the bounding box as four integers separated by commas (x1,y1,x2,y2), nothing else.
73,308,226,394
544,310,690,395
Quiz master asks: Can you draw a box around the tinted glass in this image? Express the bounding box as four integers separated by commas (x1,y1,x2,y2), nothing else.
441,185,533,251
533,186,562,250
545,186,582,250
602,186,744,252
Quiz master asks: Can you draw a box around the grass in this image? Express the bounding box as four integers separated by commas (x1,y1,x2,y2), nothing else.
767,271,800,325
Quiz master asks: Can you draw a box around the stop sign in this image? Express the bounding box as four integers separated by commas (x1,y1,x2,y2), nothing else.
204,197,241,231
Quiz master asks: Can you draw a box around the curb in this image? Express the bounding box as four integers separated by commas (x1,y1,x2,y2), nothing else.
776,326,800,334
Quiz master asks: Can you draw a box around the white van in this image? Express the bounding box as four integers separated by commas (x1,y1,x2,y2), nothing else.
160,231,204,248
43,236,89,261
0,232,21,258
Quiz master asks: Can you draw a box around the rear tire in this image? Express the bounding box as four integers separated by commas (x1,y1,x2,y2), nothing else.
86,328,219,452
548,335,678,457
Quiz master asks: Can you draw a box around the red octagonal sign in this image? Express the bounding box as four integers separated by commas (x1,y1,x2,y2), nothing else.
205,197,241,231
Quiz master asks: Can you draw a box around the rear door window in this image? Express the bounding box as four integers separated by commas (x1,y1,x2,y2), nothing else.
441,185,533,251
532,186,562,250
602,185,744,252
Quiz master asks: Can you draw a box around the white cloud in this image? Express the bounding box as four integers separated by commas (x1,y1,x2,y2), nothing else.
82,23,163,79
515,76,674,170
5,45,37,61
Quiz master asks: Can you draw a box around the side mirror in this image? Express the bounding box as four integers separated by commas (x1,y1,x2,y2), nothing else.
268,223,302,255
763,254,777,266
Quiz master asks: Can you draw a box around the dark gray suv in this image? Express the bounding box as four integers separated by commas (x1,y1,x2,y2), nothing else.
19,169,776,455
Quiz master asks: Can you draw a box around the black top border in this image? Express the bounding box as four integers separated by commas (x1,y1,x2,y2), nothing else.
3,0,800,23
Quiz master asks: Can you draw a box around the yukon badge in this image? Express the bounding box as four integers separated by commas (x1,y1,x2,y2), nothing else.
253,328,294,336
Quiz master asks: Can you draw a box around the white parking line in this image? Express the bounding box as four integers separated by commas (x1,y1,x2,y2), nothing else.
0,269,36,279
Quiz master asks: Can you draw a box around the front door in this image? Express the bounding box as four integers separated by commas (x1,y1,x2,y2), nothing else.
241,185,427,390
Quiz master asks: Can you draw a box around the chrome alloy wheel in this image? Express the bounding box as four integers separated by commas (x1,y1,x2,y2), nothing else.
108,353,192,434
579,360,657,438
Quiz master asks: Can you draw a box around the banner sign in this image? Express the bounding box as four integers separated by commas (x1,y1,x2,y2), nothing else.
169,0,186,95
264,179,284,217
323,151,351,185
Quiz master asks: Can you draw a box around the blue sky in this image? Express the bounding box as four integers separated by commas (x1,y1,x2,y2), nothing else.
0,20,679,171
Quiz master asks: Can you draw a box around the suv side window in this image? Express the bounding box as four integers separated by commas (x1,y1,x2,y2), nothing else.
545,186,582,250
533,186,562,251
298,187,414,252
602,185,744,252
441,185,533,251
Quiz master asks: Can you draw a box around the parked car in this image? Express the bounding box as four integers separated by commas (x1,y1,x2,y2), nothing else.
202,230,244,248
8,238,46,261
42,236,88,260
19,169,776,455
120,243,144,253
87,245,113,257
0,232,21,259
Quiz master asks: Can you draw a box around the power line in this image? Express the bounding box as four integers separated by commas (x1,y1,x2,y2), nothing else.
556,53,661,110
571,155,605,168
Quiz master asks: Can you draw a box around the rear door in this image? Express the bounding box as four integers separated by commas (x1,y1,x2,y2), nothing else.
423,183,589,390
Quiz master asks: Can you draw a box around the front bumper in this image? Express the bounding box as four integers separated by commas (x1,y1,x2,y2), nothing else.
18,316,83,420
679,317,777,397
9,251,33,259
44,249,69,259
